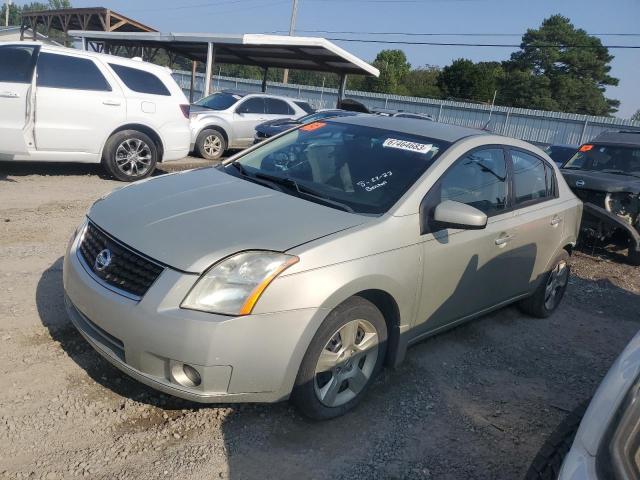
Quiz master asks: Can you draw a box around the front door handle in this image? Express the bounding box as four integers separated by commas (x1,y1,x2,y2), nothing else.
495,234,515,246
550,215,562,226
102,100,121,106
0,91,19,98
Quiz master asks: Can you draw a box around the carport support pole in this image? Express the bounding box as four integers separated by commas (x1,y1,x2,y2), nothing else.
337,73,347,108
204,42,215,98
261,68,269,93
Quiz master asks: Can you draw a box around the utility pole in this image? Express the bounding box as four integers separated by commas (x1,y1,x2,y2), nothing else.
282,0,299,84
5,0,11,28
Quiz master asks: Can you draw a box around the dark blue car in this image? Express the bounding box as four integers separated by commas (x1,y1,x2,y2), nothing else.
254,109,360,143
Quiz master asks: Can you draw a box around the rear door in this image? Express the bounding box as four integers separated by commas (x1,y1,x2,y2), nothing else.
232,96,267,147
265,97,296,121
34,51,125,154
0,44,39,154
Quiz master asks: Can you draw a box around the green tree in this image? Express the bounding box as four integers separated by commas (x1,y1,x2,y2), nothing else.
631,110,640,122
438,59,504,103
364,49,411,94
403,65,442,98
0,3,22,25
506,14,619,115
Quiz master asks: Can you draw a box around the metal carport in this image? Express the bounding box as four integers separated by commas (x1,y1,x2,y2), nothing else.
69,31,379,105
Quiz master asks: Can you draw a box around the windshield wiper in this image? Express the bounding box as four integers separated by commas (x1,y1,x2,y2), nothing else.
228,162,287,192
254,172,355,213
601,169,640,178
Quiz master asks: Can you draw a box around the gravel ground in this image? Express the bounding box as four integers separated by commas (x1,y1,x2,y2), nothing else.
1,160,639,480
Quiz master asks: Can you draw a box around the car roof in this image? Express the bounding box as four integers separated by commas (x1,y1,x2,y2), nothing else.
330,115,487,142
591,130,640,147
220,89,307,103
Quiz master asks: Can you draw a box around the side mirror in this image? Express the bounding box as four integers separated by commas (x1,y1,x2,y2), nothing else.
433,200,487,230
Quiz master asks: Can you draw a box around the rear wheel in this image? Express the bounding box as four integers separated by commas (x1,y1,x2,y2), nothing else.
196,129,226,160
291,297,387,420
102,130,158,182
519,250,570,318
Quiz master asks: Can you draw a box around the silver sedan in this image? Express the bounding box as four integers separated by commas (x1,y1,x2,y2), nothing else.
64,116,582,419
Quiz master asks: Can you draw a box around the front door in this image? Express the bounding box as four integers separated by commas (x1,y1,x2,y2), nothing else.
0,44,39,154
232,96,267,147
416,147,535,334
34,51,125,154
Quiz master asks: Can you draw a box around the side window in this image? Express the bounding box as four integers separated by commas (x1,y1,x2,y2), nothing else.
295,101,314,114
439,148,508,216
266,98,292,115
108,63,170,96
237,97,265,114
37,53,111,91
0,45,38,83
511,150,552,205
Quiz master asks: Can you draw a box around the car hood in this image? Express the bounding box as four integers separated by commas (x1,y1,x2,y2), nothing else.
88,168,368,273
561,170,640,194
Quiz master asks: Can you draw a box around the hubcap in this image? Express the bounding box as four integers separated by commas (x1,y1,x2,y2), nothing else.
115,138,152,177
203,135,222,157
314,319,379,408
544,260,569,310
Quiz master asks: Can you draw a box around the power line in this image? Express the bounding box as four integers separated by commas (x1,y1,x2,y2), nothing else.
286,29,640,37
324,37,640,48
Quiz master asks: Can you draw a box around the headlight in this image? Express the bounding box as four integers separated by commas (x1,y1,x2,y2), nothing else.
181,251,299,316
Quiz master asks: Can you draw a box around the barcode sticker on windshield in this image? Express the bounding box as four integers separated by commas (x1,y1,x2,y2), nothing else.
383,138,432,154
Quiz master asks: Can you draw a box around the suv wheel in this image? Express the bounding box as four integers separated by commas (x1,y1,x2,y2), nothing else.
519,250,570,318
196,129,226,160
291,297,387,420
102,130,158,182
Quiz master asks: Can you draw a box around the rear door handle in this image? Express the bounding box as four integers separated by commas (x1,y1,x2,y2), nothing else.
550,215,562,226
495,234,515,246
102,100,121,106
0,91,19,98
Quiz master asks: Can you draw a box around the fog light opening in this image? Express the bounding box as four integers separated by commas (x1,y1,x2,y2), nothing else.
170,363,202,388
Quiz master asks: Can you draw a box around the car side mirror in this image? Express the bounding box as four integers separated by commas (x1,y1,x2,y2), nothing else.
433,200,487,230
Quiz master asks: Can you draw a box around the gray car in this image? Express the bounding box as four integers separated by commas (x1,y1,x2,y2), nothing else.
63,116,582,419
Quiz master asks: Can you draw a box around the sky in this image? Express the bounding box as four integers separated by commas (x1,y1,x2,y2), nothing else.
18,0,640,118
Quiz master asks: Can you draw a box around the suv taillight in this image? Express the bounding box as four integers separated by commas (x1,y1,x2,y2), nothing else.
180,104,190,119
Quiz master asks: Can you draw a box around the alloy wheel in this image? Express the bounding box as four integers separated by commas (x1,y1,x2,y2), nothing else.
115,138,153,177
314,319,379,408
544,260,568,310
203,134,222,157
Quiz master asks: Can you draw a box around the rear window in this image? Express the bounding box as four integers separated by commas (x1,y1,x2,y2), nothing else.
564,145,640,177
0,45,38,83
38,53,111,91
229,121,449,214
109,63,170,96
295,101,314,114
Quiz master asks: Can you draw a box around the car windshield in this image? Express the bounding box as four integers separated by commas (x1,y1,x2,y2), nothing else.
564,144,640,177
194,92,241,110
224,121,449,214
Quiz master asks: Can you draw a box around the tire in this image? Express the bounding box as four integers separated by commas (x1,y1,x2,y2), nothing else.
196,129,226,160
102,130,158,182
524,402,588,480
291,296,388,420
518,250,570,318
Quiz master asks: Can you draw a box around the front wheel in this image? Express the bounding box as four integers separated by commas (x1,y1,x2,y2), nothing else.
102,130,158,182
196,129,226,160
518,250,570,318
291,297,387,420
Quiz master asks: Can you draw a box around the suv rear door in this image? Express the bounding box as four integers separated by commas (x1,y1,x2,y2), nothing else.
34,51,125,154
0,44,39,154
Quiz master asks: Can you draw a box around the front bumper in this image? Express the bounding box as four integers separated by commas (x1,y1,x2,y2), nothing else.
63,232,323,403
582,203,640,255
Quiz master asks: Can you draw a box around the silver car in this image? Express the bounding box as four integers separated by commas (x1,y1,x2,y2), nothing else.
64,116,582,419
189,90,311,160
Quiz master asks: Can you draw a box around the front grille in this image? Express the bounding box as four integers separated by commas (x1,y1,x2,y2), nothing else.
78,222,164,298
573,188,607,207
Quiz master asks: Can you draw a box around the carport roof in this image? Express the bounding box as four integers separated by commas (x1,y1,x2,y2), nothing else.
67,31,380,77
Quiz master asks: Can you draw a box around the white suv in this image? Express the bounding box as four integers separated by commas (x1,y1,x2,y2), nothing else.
0,42,191,181
189,90,312,160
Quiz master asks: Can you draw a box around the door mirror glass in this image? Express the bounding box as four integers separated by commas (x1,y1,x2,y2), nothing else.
433,200,487,230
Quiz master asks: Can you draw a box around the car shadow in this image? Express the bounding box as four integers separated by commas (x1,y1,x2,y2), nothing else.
0,161,107,181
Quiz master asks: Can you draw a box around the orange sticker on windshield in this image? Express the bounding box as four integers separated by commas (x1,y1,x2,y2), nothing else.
579,144,594,152
300,122,326,132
